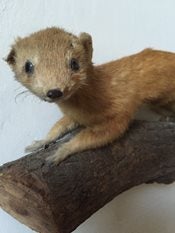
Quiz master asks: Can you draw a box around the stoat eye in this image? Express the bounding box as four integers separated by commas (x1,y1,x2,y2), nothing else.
70,58,79,71
25,61,34,74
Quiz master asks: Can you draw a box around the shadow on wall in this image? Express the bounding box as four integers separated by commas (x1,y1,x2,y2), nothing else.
75,183,175,233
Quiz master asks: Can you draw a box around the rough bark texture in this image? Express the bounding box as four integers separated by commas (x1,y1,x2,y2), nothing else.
0,121,175,233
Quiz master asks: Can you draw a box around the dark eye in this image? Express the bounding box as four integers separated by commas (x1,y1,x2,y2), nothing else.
25,61,34,74
70,58,79,71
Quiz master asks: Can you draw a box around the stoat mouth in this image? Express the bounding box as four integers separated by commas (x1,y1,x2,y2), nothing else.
43,96,65,103
43,97,55,103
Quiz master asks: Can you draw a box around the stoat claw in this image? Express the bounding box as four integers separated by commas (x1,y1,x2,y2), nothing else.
25,140,49,153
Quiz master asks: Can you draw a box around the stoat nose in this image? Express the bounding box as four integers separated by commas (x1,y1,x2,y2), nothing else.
47,89,63,99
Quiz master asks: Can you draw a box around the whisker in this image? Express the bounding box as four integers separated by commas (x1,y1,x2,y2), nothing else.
21,91,32,101
15,90,30,103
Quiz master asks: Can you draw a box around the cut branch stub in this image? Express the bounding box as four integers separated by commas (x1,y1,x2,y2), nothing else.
0,121,175,233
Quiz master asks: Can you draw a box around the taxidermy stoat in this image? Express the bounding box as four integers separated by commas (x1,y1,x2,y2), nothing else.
6,27,175,164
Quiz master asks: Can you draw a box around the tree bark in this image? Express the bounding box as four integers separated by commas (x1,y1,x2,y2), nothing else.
0,121,175,233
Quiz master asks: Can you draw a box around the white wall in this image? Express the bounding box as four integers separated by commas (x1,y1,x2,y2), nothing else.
1,0,175,232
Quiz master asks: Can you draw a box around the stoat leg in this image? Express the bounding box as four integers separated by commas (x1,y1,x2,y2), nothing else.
25,116,78,153
47,116,129,164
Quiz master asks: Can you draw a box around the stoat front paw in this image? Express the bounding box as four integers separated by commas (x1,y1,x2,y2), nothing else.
25,140,49,153
46,144,71,165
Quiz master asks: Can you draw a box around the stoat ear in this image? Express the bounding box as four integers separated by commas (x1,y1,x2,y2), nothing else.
79,32,93,61
5,48,16,65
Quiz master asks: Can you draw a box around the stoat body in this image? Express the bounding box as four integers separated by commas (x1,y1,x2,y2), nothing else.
6,27,175,163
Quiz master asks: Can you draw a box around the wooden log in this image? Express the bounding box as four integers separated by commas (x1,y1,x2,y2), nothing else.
0,121,175,233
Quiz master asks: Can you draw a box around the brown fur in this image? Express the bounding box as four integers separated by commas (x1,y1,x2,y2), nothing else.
6,27,175,163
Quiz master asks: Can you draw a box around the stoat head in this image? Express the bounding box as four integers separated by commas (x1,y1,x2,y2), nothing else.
6,27,93,102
